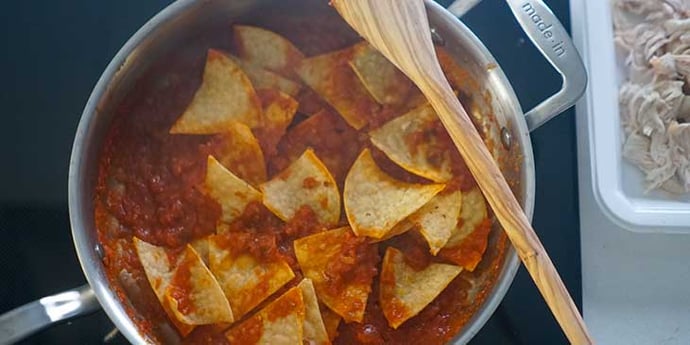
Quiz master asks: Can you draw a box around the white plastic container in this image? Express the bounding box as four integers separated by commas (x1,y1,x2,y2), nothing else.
577,0,690,233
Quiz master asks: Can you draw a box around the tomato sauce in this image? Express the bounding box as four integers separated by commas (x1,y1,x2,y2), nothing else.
215,229,282,264
217,201,328,269
275,108,365,184
94,2,509,343
323,231,380,297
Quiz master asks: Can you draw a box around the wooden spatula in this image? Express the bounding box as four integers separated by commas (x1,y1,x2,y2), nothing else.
331,1,593,344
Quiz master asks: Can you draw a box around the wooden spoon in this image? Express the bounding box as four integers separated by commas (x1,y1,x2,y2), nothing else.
331,1,593,344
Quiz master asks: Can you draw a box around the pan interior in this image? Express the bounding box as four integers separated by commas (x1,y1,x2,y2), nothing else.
70,0,532,344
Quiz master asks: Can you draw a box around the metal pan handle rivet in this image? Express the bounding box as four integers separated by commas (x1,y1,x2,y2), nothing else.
95,243,105,260
501,127,512,149
430,27,445,46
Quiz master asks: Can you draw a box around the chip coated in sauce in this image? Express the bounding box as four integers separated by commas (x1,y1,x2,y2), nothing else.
380,247,461,329
344,149,445,239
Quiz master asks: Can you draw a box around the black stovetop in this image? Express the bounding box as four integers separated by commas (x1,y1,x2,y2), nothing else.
0,0,581,344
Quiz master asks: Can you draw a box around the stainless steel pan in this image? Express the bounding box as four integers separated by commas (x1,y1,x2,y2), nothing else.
0,0,585,343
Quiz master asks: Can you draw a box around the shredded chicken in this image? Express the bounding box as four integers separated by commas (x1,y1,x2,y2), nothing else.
613,0,690,193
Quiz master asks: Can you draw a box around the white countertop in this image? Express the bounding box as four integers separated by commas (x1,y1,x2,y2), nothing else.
577,181,690,344
572,2,690,343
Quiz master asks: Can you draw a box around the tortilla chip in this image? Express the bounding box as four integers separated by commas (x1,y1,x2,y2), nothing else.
349,42,413,106
293,227,377,323
254,89,299,157
230,56,302,97
442,188,487,249
261,149,340,226
379,247,462,329
344,149,445,239
164,245,234,325
132,238,196,335
295,48,379,130
133,237,175,298
438,188,491,271
170,49,261,134
211,121,267,187
298,279,330,345
369,103,453,183
320,307,341,341
208,233,295,318
233,25,304,78
204,155,262,224
411,190,463,255
225,285,306,345
277,109,362,183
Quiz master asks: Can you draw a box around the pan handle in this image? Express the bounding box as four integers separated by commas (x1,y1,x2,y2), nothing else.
446,0,587,131
0,285,100,345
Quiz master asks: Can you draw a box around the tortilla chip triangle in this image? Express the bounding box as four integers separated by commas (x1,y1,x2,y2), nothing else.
225,284,306,345
349,42,413,106
211,121,267,187
261,148,340,227
293,227,377,323
204,155,262,224
369,103,453,183
439,188,491,271
380,247,462,329
344,149,445,239
163,245,235,325
254,89,299,157
133,238,234,327
295,47,379,130
412,190,463,255
133,238,197,335
441,188,487,249
298,279,330,345
208,232,295,319
369,188,463,244
230,55,302,97
133,237,175,299
233,25,305,78
170,49,261,134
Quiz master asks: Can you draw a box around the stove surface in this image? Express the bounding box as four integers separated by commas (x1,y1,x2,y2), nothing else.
0,0,580,344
